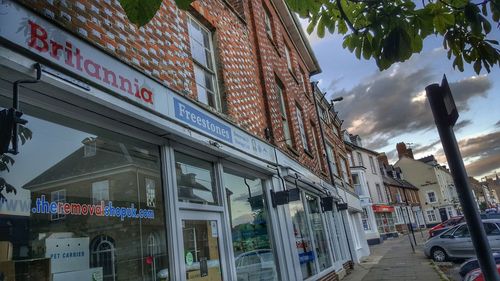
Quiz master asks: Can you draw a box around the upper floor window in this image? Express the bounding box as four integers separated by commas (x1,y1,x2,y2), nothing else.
375,184,384,203
92,180,109,204
310,123,325,172
369,156,377,174
300,69,308,94
264,7,273,39
427,191,437,203
340,157,349,183
357,152,363,166
51,189,66,221
285,44,292,71
188,16,219,109
276,80,293,147
295,105,309,151
326,144,339,176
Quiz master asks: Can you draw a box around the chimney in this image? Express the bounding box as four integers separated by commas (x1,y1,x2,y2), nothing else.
377,153,389,167
396,142,414,159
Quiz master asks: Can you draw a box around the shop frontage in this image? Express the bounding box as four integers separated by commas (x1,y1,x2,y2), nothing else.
0,2,356,280
372,205,398,239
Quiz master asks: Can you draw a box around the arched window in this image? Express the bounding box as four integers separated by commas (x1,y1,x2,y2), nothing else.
91,235,116,281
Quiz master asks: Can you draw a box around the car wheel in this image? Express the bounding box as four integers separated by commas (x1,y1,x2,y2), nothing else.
431,247,447,262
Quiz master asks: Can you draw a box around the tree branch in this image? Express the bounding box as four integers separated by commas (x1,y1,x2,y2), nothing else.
337,0,360,34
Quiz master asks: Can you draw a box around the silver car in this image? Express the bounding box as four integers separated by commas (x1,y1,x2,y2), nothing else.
424,219,500,262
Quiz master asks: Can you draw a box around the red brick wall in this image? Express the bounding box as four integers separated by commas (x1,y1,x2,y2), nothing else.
17,0,327,179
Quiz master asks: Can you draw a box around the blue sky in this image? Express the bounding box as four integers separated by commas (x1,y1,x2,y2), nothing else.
301,20,500,179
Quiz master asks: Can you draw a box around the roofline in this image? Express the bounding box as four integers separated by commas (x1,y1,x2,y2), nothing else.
271,0,321,75
344,141,381,156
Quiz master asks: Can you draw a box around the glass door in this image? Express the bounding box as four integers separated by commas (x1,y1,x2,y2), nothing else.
180,211,227,281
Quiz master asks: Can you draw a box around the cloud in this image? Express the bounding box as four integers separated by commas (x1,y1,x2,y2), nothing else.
434,131,500,177
413,139,442,156
334,61,491,150
454,119,472,131
496,120,500,127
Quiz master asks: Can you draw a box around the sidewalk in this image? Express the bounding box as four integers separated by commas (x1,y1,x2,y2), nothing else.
343,231,443,281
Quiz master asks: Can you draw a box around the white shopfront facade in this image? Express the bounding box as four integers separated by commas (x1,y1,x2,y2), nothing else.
0,2,355,281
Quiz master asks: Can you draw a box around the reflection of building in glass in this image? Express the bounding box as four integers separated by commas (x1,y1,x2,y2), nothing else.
23,137,167,281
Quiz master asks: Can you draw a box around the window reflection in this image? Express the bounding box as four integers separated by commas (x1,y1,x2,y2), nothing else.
0,105,169,281
289,193,317,279
175,152,218,205
223,168,277,281
305,194,332,271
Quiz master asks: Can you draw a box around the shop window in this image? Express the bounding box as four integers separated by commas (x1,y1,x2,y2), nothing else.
223,167,278,281
326,145,338,177
175,152,218,205
188,16,220,109
276,79,293,147
50,189,66,221
348,214,362,249
305,194,332,271
92,180,109,204
295,105,309,152
91,235,117,281
289,192,317,279
0,106,169,281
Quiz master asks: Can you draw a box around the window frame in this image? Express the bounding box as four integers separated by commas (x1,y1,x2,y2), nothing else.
284,43,293,71
187,15,221,110
427,191,437,203
369,156,377,174
263,6,274,40
295,104,309,152
50,189,66,221
276,79,294,148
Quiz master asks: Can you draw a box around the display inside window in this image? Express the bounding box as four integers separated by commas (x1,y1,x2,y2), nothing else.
223,168,278,281
175,152,218,205
0,105,168,281
305,194,332,271
289,193,317,279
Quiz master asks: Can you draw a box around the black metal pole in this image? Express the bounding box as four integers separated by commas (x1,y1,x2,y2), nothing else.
402,188,417,245
426,80,499,281
400,203,415,253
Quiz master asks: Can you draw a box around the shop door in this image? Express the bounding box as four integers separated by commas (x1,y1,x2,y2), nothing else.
180,211,227,281
439,208,449,222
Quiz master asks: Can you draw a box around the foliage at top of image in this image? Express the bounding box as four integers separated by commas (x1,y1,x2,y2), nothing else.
120,0,499,74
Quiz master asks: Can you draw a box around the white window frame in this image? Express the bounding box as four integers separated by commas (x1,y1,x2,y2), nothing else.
92,180,109,204
362,208,371,230
285,44,292,71
276,81,292,147
427,191,437,203
376,184,384,203
369,156,377,174
340,157,349,183
326,144,339,177
264,7,273,39
50,189,66,221
188,16,220,110
357,152,363,166
146,177,156,208
426,209,437,222
295,105,308,151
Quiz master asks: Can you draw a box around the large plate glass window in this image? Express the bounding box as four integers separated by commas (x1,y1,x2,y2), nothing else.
289,193,317,279
222,167,278,281
175,151,218,205
188,16,219,109
0,104,168,281
304,194,332,271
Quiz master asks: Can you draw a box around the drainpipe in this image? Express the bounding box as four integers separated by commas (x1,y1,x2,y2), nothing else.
311,82,354,262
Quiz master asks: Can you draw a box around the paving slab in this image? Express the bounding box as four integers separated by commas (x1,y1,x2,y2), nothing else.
342,233,442,281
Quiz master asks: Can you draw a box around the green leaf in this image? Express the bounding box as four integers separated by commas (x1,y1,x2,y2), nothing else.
473,60,481,74
317,16,326,38
119,0,163,26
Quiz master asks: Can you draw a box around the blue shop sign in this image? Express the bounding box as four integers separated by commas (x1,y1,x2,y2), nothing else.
298,251,315,264
173,98,233,143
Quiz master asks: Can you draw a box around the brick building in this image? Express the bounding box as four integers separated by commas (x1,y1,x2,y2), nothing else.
0,0,359,280
313,82,370,261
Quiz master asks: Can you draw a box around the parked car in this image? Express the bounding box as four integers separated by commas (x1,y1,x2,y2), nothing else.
428,216,464,238
481,212,500,219
459,253,500,278
235,249,277,281
463,263,500,281
424,219,500,262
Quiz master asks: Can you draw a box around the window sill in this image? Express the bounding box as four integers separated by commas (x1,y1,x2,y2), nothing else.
287,145,300,157
304,148,314,159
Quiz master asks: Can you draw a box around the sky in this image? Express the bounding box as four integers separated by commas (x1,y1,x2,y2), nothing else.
300,19,500,180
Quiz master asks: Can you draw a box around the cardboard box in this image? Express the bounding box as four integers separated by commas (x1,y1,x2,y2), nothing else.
14,258,51,281
0,261,15,281
53,267,103,281
0,241,13,262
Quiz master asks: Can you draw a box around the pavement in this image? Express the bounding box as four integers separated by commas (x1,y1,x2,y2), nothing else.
343,230,445,281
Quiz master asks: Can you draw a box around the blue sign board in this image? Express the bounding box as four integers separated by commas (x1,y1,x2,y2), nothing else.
298,251,315,264
173,98,233,143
